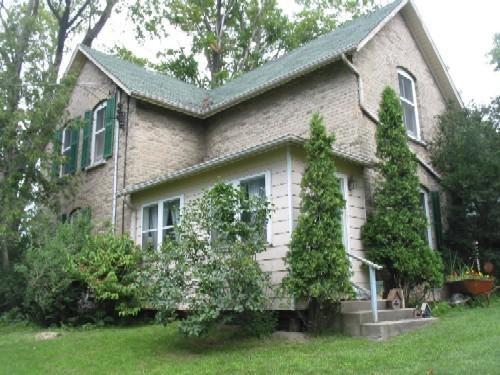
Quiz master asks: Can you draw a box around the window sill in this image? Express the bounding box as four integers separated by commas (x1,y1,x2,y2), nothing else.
85,159,107,171
407,135,427,148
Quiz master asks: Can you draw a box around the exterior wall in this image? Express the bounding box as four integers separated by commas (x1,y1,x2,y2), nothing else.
62,60,118,227
353,13,448,165
353,13,448,250
130,146,370,308
204,62,365,162
130,148,294,309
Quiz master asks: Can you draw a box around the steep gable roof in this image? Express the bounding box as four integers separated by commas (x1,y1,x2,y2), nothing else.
72,0,461,118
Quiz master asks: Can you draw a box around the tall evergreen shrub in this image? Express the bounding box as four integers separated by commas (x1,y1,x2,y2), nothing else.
362,87,443,297
284,113,353,328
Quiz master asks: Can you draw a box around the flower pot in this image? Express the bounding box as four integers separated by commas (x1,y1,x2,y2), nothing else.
446,279,494,296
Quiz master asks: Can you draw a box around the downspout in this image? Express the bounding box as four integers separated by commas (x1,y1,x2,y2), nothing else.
111,89,121,233
340,53,379,124
286,145,295,311
121,95,131,234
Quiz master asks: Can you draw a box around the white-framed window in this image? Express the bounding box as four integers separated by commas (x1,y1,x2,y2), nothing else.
397,69,420,139
61,127,72,176
419,189,433,247
236,172,272,244
91,101,106,164
337,174,349,252
141,196,183,250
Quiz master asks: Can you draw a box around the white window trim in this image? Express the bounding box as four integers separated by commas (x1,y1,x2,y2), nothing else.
337,173,350,254
60,127,72,177
90,101,107,166
232,171,272,245
420,189,433,248
140,194,185,250
397,68,421,140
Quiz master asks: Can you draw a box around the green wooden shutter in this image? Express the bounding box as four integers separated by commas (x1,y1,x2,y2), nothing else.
431,191,443,249
68,126,80,175
103,96,116,159
81,111,92,170
51,129,62,178
61,213,67,223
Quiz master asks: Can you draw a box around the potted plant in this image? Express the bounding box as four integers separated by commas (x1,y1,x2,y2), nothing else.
446,268,495,296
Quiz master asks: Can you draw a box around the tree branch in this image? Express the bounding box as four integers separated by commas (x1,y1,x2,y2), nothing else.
68,0,91,27
46,0,62,22
81,0,118,46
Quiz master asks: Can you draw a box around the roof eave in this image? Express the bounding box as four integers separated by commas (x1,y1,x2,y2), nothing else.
120,134,374,196
400,1,463,107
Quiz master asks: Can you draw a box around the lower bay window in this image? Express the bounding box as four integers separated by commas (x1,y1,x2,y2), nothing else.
141,196,183,250
237,172,271,244
420,189,433,247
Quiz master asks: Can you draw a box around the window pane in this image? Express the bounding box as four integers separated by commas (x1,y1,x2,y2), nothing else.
163,228,175,241
96,107,105,131
338,178,347,249
163,199,180,227
94,131,105,161
142,205,158,231
420,192,431,245
402,102,417,135
240,176,266,198
398,74,414,102
142,230,158,249
63,129,71,149
62,149,71,174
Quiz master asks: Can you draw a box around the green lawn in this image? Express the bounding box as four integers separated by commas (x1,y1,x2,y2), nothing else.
1,300,499,375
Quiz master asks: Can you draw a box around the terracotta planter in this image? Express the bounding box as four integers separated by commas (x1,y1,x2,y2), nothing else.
446,279,494,296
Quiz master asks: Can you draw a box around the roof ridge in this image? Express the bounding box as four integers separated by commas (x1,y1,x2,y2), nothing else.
77,0,404,116
79,44,210,95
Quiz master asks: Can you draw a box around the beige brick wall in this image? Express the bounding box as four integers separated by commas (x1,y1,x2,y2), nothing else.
205,62,364,161
125,101,204,186
353,13,448,165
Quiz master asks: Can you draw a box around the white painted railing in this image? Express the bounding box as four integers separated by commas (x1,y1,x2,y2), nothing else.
348,253,383,322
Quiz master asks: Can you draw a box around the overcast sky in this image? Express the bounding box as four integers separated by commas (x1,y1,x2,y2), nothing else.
82,0,500,106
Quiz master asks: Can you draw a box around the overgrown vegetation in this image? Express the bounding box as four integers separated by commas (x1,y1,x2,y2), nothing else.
431,97,500,279
141,182,272,337
362,87,443,299
7,211,142,326
283,113,353,331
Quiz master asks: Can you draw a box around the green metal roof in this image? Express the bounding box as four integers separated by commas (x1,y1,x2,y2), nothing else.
79,0,403,117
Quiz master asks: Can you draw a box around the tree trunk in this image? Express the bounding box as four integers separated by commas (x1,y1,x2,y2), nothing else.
1,246,9,272
81,0,118,47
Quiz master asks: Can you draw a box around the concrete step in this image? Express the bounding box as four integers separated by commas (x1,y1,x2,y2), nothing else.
340,299,388,313
361,317,438,340
341,308,415,336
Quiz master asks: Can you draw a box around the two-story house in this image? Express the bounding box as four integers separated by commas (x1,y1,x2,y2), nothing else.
58,0,461,310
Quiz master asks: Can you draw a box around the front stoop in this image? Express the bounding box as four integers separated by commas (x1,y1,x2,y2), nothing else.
340,300,437,340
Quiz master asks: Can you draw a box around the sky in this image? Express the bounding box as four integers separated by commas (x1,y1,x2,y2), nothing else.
76,0,500,106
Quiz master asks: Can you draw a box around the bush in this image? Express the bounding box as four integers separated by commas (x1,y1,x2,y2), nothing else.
79,233,143,317
141,182,271,336
17,212,91,325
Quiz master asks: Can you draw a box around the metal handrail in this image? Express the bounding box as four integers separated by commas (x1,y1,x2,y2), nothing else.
348,252,383,323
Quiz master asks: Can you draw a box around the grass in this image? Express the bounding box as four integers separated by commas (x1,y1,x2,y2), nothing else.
1,299,500,375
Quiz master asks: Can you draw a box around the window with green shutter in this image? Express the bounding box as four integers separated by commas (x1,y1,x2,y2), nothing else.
67,126,79,175
103,96,116,159
81,110,92,170
51,129,62,178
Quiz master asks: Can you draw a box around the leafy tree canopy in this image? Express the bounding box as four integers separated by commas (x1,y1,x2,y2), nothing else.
129,0,373,87
489,33,500,71
431,97,500,277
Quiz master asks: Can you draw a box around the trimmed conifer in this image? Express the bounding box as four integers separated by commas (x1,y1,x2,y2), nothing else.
284,113,353,327
362,87,443,297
